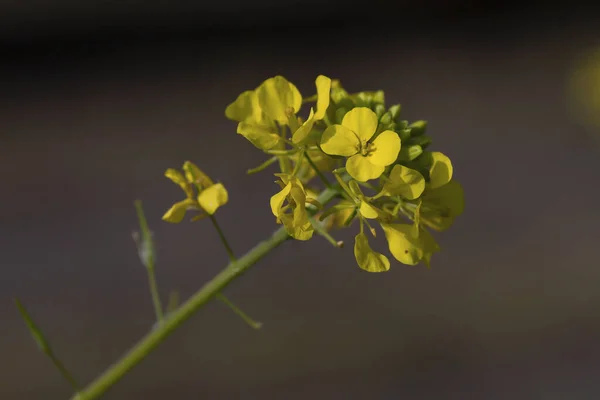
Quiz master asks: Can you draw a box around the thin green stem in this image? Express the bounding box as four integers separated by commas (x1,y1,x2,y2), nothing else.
72,185,341,400
309,216,343,248
208,214,261,329
134,200,164,324
15,298,80,392
167,290,180,313
215,293,263,329
209,215,236,262
49,351,81,393
247,157,277,175
146,268,164,324
276,124,292,173
304,152,332,189
292,149,305,177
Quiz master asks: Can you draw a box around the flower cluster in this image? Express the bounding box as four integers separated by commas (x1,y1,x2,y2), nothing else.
223,75,464,272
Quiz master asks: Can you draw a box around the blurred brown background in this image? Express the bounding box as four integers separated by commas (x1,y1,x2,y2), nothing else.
2,1,600,399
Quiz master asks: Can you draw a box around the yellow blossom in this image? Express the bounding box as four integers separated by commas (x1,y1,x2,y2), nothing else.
162,161,229,223
320,107,401,181
291,75,332,144
269,175,313,240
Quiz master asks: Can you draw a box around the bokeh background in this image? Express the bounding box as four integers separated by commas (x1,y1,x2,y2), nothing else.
3,1,600,398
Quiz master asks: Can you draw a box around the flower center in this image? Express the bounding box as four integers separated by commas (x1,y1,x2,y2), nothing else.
359,141,374,157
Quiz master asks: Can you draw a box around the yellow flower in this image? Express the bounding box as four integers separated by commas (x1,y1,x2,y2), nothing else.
162,161,229,223
226,75,333,149
270,175,313,240
225,87,281,151
320,107,401,182
256,76,303,125
225,76,302,151
291,75,332,144
225,89,269,126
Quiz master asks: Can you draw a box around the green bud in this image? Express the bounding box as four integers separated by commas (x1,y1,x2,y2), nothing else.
352,90,385,108
408,135,432,149
398,144,423,162
374,104,386,119
389,104,402,121
398,128,411,141
331,86,349,104
409,120,427,137
379,111,393,126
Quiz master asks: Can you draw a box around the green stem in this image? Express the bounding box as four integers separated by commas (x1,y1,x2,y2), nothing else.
292,150,305,177
215,293,263,329
15,298,81,393
309,216,343,248
209,214,261,329
247,157,277,175
146,268,164,324
49,351,81,393
304,152,332,189
133,200,164,323
71,185,342,400
209,215,236,262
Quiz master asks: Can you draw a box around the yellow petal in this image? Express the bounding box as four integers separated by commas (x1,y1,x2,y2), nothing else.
165,168,188,191
314,75,332,120
183,161,213,187
341,107,378,142
383,165,425,200
162,198,195,223
270,182,292,217
320,124,360,156
225,90,262,123
346,154,385,182
369,130,401,166
282,216,314,241
428,151,453,189
381,223,424,265
420,180,464,231
354,232,390,272
292,108,316,144
197,183,228,215
289,185,309,226
256,76,302,124
237,122,281,150
359,201,379,219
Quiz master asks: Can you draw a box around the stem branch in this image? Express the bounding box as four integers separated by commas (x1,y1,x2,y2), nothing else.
72,185,341,400
146,268,164,324
304,152,332,189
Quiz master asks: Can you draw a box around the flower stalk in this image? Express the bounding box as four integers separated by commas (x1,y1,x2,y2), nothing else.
71,185,341,400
